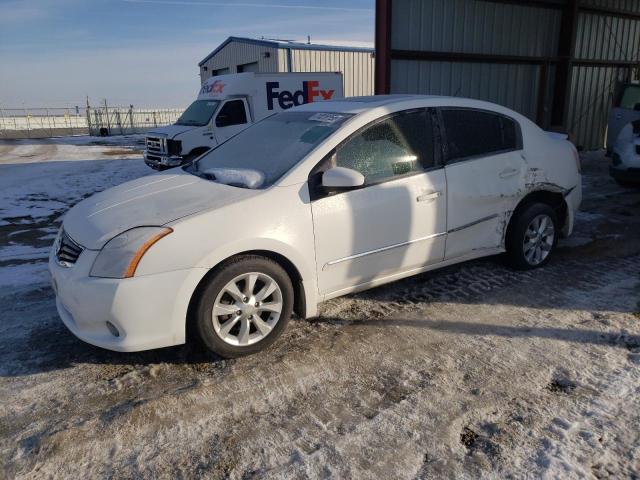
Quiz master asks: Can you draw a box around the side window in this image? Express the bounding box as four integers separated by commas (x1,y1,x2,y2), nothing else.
441,109,520,163
332,110,435,185
216,100,247,127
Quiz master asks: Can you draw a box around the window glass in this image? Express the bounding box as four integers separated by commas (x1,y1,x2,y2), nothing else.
189,111,352,188
175,100,219,127
216,100,247,127
332,110,434,184
238,62,259,73
619,85,640,109
442,109,519,162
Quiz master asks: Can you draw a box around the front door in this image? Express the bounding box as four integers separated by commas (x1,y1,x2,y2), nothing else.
310,109,447,297
214,98,250,143
439,108,526,259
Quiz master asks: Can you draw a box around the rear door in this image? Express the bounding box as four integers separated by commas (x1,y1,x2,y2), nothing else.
214,98,251,143
439,108,526,260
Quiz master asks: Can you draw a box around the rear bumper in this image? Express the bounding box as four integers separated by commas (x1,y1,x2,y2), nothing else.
610,166,640,183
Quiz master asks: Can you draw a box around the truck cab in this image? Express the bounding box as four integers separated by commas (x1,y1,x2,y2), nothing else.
144,72,343,170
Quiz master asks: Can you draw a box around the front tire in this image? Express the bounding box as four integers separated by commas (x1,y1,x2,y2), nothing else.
506,203,558,270
193,255,294,358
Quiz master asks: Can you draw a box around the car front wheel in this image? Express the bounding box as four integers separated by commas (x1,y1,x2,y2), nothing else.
193,255,293,358
506,203,558,270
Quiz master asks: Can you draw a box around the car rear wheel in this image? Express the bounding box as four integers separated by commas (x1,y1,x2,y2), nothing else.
506,203,558,270
193,255,293,358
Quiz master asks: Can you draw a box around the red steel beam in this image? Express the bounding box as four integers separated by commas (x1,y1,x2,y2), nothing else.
375,0,391,94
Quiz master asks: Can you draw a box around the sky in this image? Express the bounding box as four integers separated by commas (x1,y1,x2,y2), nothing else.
0,0,374,109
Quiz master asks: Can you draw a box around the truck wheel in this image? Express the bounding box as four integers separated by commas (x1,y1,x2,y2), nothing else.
506,203,558,270
192,255,294,358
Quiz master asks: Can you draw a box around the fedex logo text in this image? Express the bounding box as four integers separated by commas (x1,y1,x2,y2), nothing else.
200,80,225,95
266,81,335,110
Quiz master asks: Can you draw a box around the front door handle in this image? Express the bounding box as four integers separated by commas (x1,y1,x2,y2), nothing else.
417,191,442,202
499,168,520,179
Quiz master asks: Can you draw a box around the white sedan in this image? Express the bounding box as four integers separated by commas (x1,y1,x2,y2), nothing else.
50,95,582,358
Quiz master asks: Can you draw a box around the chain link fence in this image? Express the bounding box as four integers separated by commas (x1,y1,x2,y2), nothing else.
0,104,183,139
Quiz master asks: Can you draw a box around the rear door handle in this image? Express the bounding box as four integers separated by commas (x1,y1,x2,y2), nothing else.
499,168,520,179
417,191,442,202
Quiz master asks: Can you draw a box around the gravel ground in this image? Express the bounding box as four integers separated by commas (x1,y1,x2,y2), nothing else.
0,139,639,479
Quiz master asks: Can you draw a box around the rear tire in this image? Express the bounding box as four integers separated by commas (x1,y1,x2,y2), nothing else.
193,255,293,358
506,203,558,270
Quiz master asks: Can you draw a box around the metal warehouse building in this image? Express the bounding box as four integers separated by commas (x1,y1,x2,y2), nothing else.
198,36,375,97
375,0,640,150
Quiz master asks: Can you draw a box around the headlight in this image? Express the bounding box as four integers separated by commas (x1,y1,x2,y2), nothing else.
90,227,173,279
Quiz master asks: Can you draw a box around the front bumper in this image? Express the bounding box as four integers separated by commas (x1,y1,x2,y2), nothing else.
49,246,204,352
610,165,640,183
143,151,184,169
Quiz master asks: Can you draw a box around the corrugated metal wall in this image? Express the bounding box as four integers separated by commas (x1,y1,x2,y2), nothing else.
289,49,375,97
387,0,640,150
200,40,375,98
389,0,561,129
391,61,542,120
199,42,279,82
390,0,561,56
566,9,640,148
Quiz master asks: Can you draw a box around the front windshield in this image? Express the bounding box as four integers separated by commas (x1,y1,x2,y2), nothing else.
187,111,353,188
175,100,220,126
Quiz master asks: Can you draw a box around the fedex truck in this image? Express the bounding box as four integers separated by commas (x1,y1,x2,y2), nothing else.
144,72,343,169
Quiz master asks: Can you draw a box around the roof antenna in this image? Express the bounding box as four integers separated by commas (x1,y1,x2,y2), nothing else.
307,35,311,44
453,86,462,97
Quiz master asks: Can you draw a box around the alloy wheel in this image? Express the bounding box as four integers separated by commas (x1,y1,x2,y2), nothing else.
522,214,555,266
211,272,283,346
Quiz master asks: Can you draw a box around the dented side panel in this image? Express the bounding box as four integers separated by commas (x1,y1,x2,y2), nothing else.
444,150,527,259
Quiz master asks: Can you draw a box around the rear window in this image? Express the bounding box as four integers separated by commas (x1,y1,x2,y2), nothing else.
441,109,521,162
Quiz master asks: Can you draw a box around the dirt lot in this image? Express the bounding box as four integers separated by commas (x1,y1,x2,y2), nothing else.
0,138,639,479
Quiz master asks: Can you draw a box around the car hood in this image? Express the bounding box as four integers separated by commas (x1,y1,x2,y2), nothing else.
148,124,201,139
63,170,257,250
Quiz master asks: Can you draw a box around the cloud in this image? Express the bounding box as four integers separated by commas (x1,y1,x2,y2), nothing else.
0,2,46,25
121,0,371,12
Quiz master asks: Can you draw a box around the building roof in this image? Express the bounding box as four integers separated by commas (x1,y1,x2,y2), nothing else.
198,36,375,67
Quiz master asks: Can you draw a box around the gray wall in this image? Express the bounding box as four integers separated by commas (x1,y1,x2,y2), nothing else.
387,0,640,150
199,42,279,82
199,40,375,98
289,49,375,97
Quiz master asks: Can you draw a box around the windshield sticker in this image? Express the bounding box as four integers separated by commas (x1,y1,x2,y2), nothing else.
309,113,345,124
206,102,217,106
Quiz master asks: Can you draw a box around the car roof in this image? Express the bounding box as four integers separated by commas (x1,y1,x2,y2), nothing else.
292,95,431,114
294,94,530,124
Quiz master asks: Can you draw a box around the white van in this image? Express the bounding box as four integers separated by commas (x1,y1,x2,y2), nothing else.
144,72,343,169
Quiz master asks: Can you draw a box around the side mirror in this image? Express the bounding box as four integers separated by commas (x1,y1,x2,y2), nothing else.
634,103,640,111
322,167,365,190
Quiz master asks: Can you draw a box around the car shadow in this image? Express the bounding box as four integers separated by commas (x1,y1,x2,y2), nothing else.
0,297,225,378
311,316,640,350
